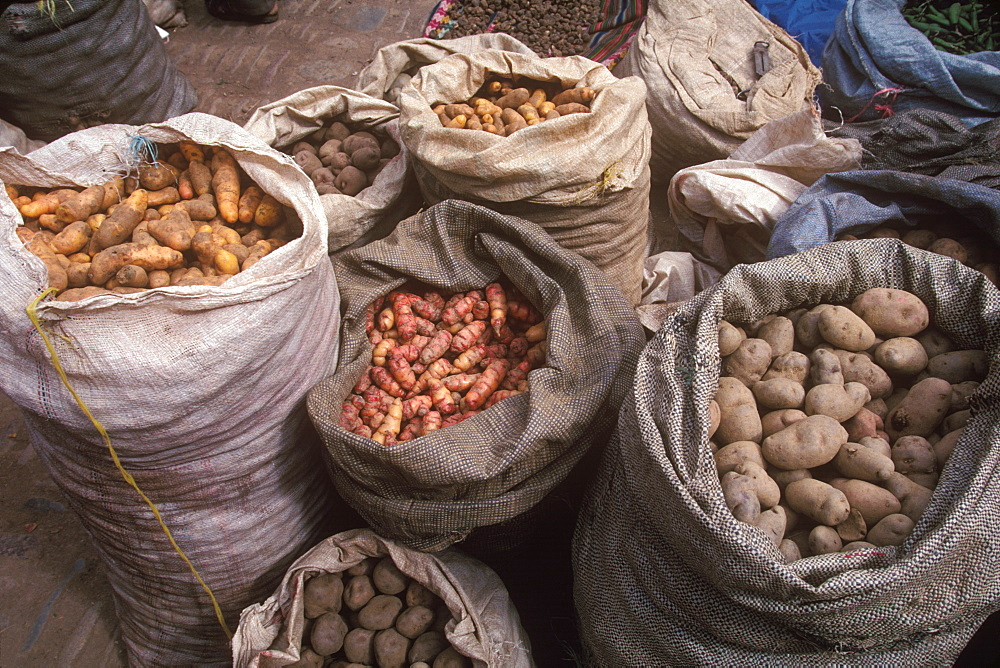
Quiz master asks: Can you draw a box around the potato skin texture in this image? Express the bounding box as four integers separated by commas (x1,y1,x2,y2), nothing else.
851,288,929,338
761,414,847,470
785,478,852,526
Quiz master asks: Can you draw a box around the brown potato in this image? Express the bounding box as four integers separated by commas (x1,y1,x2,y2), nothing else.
408,631,449,664
784,478,851,527
310,611,348,656
405,581,439,609
343,574,376,611
373,627,411,668
357,594,403,631
395,604,435,639
304,572,344,619
432,646,472,668
343,627,376,664
372,557,408,595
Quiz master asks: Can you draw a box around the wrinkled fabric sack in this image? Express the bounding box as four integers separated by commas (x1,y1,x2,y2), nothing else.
819,0,1000,126
0,114,341,666
399,50,651,305
357,34,537,107
574,240,1000,665
244,86,422,253
307,199,645,553
0,0,196,142
0,118,45,154
232,528,533,667
767,170,1000,259
637,250,720,333
614,0,820,183
665,107,862,272
749,0,847,66
825,108,1000,189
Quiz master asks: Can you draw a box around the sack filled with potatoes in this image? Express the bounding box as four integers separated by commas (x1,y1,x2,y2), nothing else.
573,238,1000,665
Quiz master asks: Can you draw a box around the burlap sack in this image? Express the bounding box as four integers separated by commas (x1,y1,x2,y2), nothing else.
574,239,1000,664
0,118,45,154
615,0,821,184
244,86,422,253
398,51,651,306
0,0,196,142
357,34,538,107
0,114,341,666
232,528,533,667
307,199,645,553
667,107,862,271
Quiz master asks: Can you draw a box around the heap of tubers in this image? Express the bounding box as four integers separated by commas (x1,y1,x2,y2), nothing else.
836,223,999,287
286,555,472,668
288,120,400,197
712,288,984,561
341,280,547,445
7,141,301,301
434,75,596,136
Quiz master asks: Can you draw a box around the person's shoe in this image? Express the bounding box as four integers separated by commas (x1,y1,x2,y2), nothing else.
205,0,279,24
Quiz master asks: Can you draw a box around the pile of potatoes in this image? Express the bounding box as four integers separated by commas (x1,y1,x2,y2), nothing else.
284,556,471,668
433,75,596,136
341,280,547,445
287,120,399,197
836,223,999,287
712,287,985,561
7,141,301,301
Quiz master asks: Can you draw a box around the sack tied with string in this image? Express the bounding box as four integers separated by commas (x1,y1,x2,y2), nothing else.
397,49,651,306
573,239,1000,665
232,528,534,667
0,114,343,666
243,86,423,254
307,199,646,553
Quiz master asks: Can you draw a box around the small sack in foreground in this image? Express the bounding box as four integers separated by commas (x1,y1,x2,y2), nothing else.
232,528,533,667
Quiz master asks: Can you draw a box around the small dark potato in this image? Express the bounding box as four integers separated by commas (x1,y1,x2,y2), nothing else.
334,166,368,197
347,557,376,576
374,627,411,668
343,627,376,664
395,605,435,639
343,574,376,611
325,151,352,171
310,612,348,656
304,572,344,619
294,151,324,176
327,121,351,141
372,557,408,595
405,580,439,608
316,183,344,196
286,647,323,668
116,264,149,288
351,146,381,171
380,137,400,159
292,141,318,155
357,594,403,631
432,646,472,668
311,167,337,187
318,139,343,163
408,631,449,664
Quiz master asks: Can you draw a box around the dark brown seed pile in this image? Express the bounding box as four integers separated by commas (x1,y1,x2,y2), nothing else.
441,0,604,57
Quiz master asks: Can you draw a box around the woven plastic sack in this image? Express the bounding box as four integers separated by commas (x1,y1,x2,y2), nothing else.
398,50,651,306
357,34,538,107
232,528,533,667
0,118,45,154
0,114,341,666
307,199,645,552
767,170,1000,260
0,0,196,142
819,0,1000,127
749,0,846,65
244,86,422,253
614,0,821,184
573,239,1000,664
666,107,862,271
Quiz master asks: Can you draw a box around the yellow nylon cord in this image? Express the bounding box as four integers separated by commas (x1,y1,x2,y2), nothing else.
575,160,625,204
26,289,233,639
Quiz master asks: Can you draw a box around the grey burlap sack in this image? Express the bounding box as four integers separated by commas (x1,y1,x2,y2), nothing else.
0,114,341,666
615,0,821,184
307,199,645,553
573,239,1000,664
398,51,651,306
232,528,533,667
244,86,422,253
0,0,196,142
357,34,538,107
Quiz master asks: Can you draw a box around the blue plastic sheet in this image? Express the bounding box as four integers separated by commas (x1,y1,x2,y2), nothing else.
818,0,1000,127
767,170,1000,259
749,0,846,65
